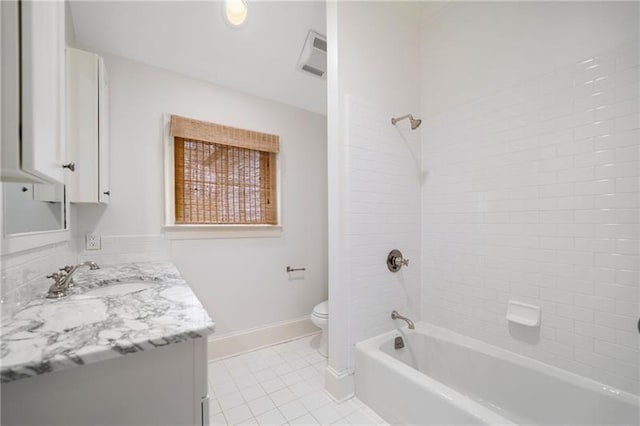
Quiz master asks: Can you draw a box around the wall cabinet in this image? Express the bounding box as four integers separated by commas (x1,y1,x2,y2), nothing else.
1,0,67,184
66,47,110,204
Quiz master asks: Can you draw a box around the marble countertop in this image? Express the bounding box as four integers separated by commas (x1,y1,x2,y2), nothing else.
0,261,215,383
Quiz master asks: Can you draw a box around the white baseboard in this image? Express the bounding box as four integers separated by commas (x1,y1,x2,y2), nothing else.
207,317,320,361
324,365,354,401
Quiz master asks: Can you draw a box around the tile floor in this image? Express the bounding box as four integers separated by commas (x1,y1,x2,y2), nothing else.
207,334,387,425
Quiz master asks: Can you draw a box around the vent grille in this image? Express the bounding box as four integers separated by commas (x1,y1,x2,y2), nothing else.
312,37,327,52
297,30,327,79
302,64,324,77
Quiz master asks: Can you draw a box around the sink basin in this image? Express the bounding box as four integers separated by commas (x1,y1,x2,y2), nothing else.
74,282,155,299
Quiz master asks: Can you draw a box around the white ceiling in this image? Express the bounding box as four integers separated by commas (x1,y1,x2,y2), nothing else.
69,1,327,115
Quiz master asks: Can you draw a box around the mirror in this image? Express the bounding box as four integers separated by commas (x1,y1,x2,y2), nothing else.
3,182,66,235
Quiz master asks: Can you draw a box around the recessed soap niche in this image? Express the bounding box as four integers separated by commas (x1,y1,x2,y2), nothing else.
506,300,541,327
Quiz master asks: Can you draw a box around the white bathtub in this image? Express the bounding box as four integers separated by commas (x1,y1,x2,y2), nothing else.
355,323,639,425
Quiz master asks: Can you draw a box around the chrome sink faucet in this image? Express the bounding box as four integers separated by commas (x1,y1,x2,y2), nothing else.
391,310,415,330
46,261,100,299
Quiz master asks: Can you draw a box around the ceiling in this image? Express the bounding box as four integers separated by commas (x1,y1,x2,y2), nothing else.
69,1,327,115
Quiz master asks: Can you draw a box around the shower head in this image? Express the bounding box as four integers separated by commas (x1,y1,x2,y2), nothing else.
391,114,422,130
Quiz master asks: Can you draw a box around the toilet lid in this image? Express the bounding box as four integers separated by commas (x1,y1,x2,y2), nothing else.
313,301,328,317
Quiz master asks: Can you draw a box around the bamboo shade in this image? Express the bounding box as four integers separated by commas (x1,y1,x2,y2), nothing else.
171,115,279,153
174,136,278,225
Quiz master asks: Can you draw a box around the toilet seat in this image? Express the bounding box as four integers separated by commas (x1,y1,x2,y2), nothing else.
312,301,328,318
312,312,328,319
310,300,328,357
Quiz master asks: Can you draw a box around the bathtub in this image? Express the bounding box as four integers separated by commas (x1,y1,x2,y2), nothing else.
355,323,639,425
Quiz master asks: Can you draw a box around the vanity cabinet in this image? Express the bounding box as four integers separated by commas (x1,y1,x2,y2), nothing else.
66,47,110,204
1,0,67,184
1,262,214,425
1,338,209,426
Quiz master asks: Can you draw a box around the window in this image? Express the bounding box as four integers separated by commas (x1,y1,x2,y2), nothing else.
169,115,279,227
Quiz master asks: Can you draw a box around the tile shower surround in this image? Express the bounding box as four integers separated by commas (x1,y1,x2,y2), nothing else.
421,41,640,394
343,96,422,372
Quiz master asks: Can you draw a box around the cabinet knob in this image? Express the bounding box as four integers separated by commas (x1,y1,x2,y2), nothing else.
62,162,76,172
103,191,110,196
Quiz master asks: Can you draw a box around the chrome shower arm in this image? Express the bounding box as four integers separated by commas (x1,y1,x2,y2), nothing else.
391,114,412,125
391,113,422,129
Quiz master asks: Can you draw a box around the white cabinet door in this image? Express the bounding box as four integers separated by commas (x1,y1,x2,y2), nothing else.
98,57,110,204
20,0,66,184
0,1,22,181
67,47,110,204
67,48,98,202
1,339,205,426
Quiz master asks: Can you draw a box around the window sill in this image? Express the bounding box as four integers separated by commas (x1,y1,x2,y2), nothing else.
163,224,282,240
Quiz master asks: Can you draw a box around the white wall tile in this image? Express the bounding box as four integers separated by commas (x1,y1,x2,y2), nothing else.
344,96,421,372
421,40,640,395
1,242,76,319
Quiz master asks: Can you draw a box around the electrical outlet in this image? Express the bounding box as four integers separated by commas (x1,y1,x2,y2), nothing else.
86,233,101,250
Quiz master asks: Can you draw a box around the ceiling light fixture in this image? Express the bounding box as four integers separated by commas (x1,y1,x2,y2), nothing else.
223,0,248,27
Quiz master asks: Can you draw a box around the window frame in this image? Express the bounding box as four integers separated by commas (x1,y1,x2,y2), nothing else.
162,114,282,239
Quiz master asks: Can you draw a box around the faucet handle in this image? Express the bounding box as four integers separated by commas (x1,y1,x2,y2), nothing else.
394,257,409,267
46,274,66,299
47,272,63,284
387,249,409,272
59,265,73,273
85,261,100,270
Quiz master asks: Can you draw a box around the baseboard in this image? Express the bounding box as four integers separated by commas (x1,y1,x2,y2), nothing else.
207,317,320,360
324,365,354,402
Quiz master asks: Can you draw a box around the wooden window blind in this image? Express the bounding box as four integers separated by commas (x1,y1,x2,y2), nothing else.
171,115,279,225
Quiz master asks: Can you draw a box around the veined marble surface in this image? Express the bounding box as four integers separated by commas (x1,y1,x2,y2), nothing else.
0,261,215,383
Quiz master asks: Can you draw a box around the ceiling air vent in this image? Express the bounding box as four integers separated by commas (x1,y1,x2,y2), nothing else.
297,30,327,79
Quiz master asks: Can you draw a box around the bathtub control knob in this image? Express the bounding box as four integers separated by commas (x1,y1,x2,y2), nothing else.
387,249,409,272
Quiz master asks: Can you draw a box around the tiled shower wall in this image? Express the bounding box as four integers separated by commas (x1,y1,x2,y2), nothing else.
345,96,421,371
421,41,639,394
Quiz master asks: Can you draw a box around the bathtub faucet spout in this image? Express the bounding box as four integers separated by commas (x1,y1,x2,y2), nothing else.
391,310,415,330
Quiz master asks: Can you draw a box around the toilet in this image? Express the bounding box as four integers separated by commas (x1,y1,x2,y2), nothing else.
310,300,328,357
